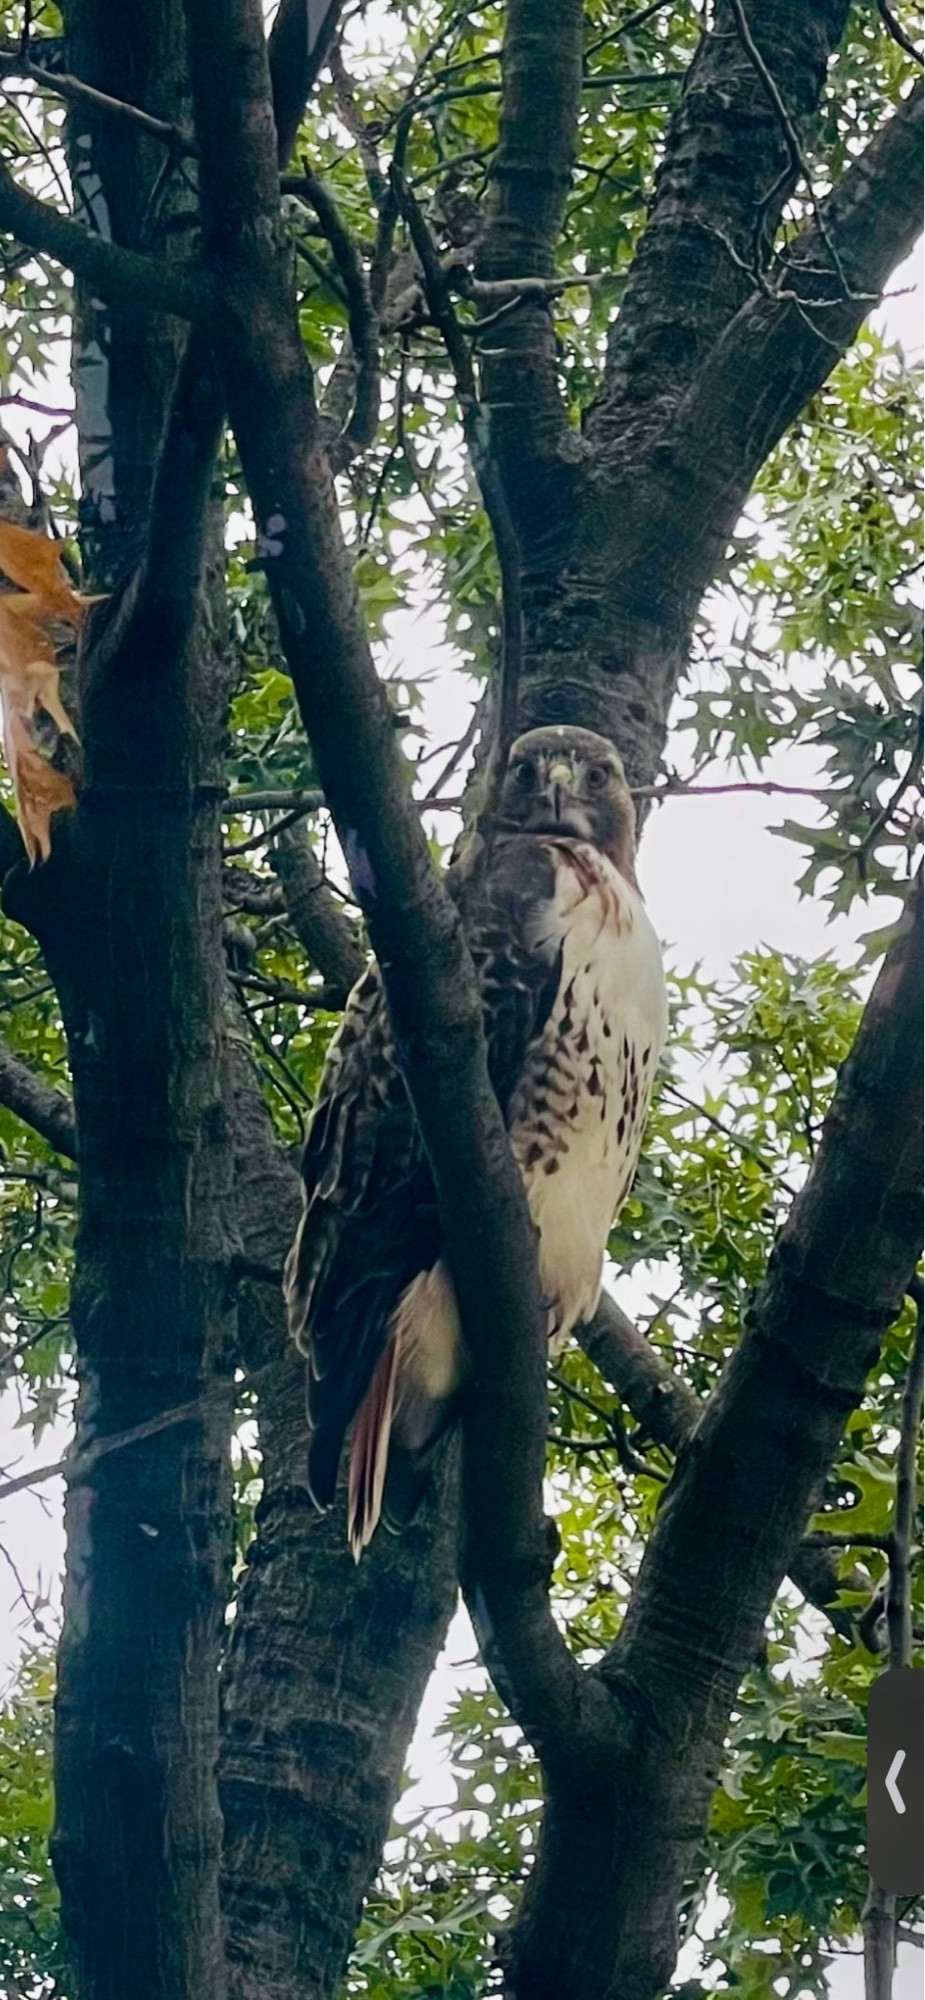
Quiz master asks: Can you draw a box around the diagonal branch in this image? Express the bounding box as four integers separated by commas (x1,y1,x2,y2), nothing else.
582,1291,883,1643
296,167,381,466
388,165,523,805
606,81,925,619
0,1035,76,1156
0,48,193,149
269,820,366,1005
504,878,923,1998
586,0,853,461
268,0,344,168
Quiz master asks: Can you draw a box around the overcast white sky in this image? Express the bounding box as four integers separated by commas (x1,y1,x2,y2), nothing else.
0,207,920,2000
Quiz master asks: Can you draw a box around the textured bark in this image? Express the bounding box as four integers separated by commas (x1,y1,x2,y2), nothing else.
178,5,924,1995
5,496,238,1996
213,1035,461,1999
270,822,365,1006
0,12,240,1996
63,0,202,585
587,0,852,458
0,1038,76,1155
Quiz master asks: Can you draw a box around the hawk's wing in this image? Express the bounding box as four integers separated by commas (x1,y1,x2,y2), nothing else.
285,836,563,1505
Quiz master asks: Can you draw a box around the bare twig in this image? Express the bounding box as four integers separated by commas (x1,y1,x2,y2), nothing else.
225,802,324,853
550,1368,668,1481
388,163,523,819
297,164,381,461
875,0,924,67
632,776,830,802
225,786,325,814
727,0,859,301
584,0,673,59
0,52,193,150
360,343,407,546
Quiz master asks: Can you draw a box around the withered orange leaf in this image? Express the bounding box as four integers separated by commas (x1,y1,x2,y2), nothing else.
0,518,82,862
0,518,86,624
3,710,76,865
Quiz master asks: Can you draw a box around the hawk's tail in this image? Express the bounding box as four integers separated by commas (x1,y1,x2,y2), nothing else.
348,1257,464,1557
348,1335,399,1560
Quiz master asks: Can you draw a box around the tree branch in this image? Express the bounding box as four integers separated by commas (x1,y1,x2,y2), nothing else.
586,0,852,460
269,820,366,1005
471,0,585,535
388,164,524,810
0,153,209,317
0,1035,76,1156
876,0,923,66
296,167,381,466
606,81,925,620
267,0,344,169
0,50,193,150
581,1292,879,1644
585,880,924,1997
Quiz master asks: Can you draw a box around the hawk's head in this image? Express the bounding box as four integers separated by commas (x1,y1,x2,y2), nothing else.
498,726,637,877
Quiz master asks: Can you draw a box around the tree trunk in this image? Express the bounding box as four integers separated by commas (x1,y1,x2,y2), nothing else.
2,10,241,1994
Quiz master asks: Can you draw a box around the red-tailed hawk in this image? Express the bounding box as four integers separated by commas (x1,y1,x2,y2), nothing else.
285,726,668,1555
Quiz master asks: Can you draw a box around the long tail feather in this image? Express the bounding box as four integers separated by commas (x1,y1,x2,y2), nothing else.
347,1335,399,1560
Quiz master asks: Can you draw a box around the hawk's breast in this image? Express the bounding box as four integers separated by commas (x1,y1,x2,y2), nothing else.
508,840,667,1346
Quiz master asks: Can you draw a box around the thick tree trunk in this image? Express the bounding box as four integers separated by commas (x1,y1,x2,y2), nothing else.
0,10,240,1994
215,1044,461,2000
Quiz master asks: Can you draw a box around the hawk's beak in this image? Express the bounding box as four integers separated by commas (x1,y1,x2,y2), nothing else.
548,760,572,820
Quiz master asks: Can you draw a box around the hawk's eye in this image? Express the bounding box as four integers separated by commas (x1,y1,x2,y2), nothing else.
514,761,536,790
584,763,610,791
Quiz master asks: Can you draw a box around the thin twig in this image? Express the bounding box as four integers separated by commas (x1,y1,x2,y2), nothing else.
297,163,381,459
388,162,523,820
0,1393,221,1506
225,802,323,852
0,53,193,151
225,786,325,813
584,0,673,59
228,968,313,1008
550,1369,668,1482
726,0,858,302
360,343,407,546
875,0,924,66
421,708,479,803
632,776,830,802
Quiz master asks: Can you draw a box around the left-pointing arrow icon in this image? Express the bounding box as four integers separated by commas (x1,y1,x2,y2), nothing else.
886,1749,906,1816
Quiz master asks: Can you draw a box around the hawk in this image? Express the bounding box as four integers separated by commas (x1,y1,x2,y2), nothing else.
285,726,667,1556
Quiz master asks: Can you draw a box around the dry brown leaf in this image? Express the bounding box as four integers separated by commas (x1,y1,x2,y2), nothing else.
0,519,83,861
3,710,76,864
0,518,86,625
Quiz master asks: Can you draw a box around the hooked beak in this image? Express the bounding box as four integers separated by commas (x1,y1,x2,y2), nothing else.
547,760,573,821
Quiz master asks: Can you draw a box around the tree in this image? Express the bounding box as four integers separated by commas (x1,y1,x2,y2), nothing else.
0,2,921,1997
